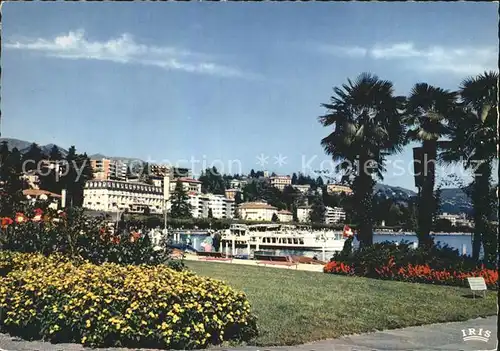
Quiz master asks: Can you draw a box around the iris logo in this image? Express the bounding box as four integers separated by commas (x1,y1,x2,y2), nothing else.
461,328,492,343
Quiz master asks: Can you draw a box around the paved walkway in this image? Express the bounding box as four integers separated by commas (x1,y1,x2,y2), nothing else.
0,316,496,351
183,254,325,272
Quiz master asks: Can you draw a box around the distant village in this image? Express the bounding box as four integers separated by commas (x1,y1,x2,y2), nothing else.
21,155,474,228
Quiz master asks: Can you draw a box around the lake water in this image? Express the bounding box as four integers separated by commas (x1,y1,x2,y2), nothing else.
173,232,474,259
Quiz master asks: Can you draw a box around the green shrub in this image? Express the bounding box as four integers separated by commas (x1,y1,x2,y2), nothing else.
0,206,176,266
0,252,258,349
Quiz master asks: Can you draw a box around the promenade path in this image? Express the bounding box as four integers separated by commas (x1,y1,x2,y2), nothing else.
183,254,325,272
0,316,497,351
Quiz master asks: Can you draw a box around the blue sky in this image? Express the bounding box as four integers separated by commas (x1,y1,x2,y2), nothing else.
2,2,498,190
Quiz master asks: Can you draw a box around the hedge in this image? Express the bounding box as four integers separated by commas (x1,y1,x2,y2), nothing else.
0,252,258,349
323,242,498,290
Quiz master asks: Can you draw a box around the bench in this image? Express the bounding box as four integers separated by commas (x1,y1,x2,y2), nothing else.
197,251,233,262
467,277,487,299
255,255,298,269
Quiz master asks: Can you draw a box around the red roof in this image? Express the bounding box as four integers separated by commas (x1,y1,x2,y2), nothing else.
23,189,62,198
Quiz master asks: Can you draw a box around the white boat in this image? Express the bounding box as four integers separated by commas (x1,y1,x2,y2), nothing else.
221,223,346,254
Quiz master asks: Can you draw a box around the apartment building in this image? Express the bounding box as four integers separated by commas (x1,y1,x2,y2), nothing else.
292,184,311,194
326,183,353,195
238,202,278,221
170,177,202,194
297,206,312,223
83,179,165,214
90,158,127,181
149,164,191,179
187,193,235,219
325,206,346,224
269,175,291,191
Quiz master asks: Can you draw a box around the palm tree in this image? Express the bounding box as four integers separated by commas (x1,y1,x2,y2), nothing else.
319,73,405,247
405,83,458,249
442,71,498,263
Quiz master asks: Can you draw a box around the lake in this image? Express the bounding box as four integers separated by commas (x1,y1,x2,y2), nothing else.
173,232,474,259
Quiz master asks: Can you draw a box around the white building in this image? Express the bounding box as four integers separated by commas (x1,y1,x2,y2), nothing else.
437,212,473,227
269,176,292,191
325,206,346,224
297,206,312,223
326,184,353,195
170,177,202,194
187,193,235,219
23,189,61,210
230,178,248,190
277,210,293,222
238,202,278,221
292,184,311,194
83,179,166,214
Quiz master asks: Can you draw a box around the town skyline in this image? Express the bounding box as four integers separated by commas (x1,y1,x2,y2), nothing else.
2,2,498,191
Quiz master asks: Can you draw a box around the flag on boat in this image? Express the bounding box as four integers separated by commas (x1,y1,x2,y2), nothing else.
343,225,353,238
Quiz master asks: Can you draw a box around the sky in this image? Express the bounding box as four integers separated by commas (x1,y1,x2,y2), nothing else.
2,2,498,190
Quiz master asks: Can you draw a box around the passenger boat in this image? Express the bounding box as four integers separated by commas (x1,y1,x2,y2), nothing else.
220,223,345,253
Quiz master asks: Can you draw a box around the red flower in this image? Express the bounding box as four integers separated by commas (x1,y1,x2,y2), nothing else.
1,217,14,228
15,213,26,224
130,231,142,243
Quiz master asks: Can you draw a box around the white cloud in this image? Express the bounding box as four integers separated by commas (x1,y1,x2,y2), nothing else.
316,44,368,58
315,42,497,75
4,29,256,78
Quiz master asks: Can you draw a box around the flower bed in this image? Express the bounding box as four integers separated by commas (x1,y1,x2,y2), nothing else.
0,206,178,268
0,252,258,349
323,242,498,290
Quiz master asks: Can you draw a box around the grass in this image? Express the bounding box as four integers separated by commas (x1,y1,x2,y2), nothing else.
187,261,497,346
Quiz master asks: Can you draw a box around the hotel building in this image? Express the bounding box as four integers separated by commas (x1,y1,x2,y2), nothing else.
83,179,165,214
269,175,292,191
326,184,353,195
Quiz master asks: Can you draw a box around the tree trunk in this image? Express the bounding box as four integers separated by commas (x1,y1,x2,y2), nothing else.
471,161,493,262
353,155,374,247
417,140,436,250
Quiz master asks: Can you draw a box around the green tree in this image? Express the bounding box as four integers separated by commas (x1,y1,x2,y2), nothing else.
199,167,225,195
271,213,279,222
282,185,300,211
48,145,62,161
39,145,64,194
319,73,405,246
0,147,24,216
316,176,324,188
406,83,458,249
234,191,243,204
22,143,45,172
60,147,93,207
442,71,498,263
208,208,213,219
169,180,192,219
291,173,298,185
309,196,325,223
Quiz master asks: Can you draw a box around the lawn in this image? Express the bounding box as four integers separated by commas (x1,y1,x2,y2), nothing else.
187,261,497,346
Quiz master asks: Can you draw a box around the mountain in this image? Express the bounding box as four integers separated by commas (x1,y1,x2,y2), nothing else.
0,138,32,151
1,138,68,157
0,138,141,162
374,184,417,199
374,184,474,215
